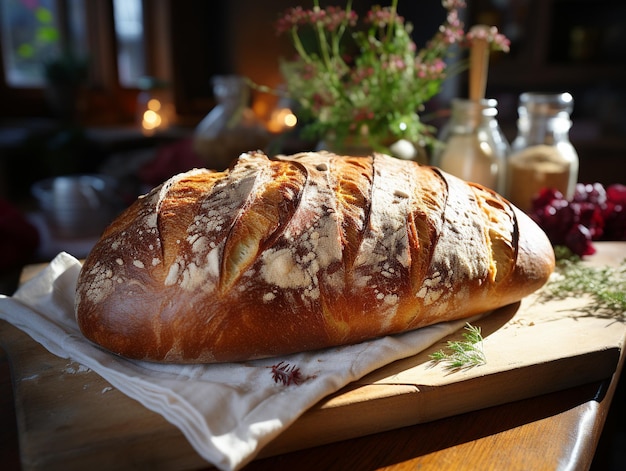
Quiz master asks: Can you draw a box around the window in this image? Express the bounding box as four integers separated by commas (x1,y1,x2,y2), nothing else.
1,0,146,89
0,0,230,122
0,0,149,121
0,0,91,89
112,0,146,88
0,0,63,87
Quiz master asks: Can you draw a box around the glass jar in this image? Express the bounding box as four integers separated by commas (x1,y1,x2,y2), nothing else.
433,98,509,194
506,92,579,212
193,75,269,170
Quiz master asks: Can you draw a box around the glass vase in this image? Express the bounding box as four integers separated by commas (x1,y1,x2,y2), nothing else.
193,75,269,170
318,133,428,164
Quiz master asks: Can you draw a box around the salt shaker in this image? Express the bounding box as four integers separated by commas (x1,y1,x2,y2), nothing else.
434,98,509,194
506,92,579,212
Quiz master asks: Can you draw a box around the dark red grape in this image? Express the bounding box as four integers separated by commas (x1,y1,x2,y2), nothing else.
603,203,626,241
530,182,626,257
531,187,563,212
573,182,606,205
607,184,626,205
574,201,604,239
565,224,596,256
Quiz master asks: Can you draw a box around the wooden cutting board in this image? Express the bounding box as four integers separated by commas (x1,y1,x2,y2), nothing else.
1,242,625,470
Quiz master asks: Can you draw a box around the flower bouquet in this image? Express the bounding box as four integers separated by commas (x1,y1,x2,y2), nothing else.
273,0,509,154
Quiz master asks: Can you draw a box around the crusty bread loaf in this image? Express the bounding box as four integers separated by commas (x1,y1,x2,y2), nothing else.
75,151,555,363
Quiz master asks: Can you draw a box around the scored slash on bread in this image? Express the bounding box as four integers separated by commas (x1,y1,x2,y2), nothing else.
75,151,555,363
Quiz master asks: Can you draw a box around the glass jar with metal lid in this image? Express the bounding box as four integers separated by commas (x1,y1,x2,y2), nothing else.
506,92,579,212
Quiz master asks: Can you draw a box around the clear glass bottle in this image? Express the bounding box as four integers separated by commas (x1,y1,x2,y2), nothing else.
193,75,269,170
434,98,509,194
506,92,579,212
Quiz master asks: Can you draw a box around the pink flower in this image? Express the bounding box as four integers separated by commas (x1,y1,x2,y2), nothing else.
365,6,404,28
323,6,357,31
382,55,406,71
439,23,465,45
442,0,466,10
353,108,375,122
302,63,318,80
465,25,511,52
416,58,447,80
276,5,357,34
350,66,375,84
276,7,308,33
446,9,462,28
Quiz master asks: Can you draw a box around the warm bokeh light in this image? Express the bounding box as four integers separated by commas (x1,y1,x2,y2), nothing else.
147,98,162,111
142,109,162,131
139,97,174,135
284,112,297,128
267,107,297,133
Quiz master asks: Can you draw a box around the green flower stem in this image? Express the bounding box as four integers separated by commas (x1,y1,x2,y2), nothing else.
313,0,332,70
290,27,313,65
385,0,399,44
310,0,351,110
332,0,353,62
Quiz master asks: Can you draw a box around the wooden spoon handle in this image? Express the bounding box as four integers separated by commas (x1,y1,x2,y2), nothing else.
468,25,491,101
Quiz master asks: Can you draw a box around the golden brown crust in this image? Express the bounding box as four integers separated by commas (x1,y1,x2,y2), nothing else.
75,152,555,363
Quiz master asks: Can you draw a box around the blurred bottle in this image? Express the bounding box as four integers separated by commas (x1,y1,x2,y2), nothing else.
506,92,579,212
193,75,269,170
433,98,509,194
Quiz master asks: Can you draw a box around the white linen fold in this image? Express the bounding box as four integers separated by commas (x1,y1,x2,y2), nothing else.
0,252,466,470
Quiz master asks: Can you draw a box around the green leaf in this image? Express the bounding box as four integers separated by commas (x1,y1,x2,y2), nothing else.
37,26,59,44
17,43,35,59
35,7,54,24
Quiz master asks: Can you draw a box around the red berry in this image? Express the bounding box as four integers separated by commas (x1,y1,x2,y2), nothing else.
565,224,596,256
607,184,626,206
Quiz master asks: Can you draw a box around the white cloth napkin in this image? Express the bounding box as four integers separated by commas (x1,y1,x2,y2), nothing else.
0,252,468,470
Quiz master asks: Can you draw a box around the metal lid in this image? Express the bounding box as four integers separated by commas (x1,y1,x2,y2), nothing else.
518,92,574,116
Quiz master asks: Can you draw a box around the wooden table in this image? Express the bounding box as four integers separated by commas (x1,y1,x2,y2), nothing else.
248,376,625,471
1,348,622,471
1,243,625,471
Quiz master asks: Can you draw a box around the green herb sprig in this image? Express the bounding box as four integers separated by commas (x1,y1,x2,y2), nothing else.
538,252,626,319
429,323,486,370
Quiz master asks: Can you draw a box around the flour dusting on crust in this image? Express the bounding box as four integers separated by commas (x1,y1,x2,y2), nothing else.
73,150,550,364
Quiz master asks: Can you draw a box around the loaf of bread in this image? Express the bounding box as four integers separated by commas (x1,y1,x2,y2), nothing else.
75,151,555,363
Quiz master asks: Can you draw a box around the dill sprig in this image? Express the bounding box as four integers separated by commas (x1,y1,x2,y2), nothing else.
537,253,626,319
429,323,486,370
